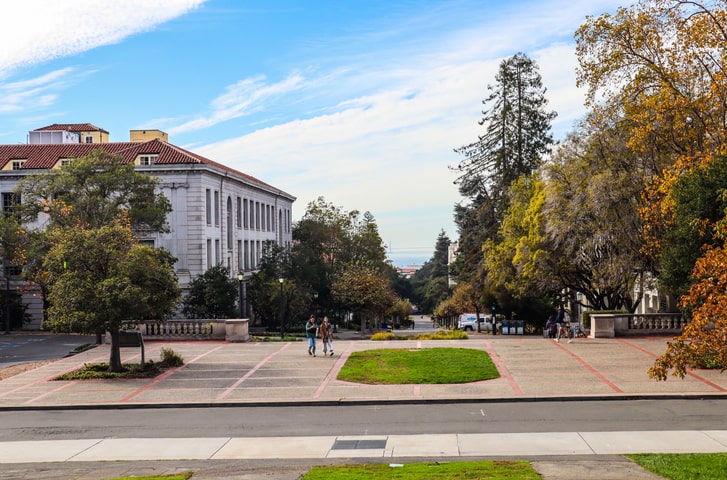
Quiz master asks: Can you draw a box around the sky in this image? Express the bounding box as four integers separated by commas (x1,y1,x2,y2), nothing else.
0,0,624,266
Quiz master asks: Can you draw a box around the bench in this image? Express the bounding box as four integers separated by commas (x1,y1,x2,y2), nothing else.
118,331,145,364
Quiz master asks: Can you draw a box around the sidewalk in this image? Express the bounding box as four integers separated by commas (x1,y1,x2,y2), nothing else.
1,334,727,479
2,335,726,408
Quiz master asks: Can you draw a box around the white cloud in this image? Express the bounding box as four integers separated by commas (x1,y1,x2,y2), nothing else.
168,73,306,134
0,0,207,75
0,68,74,113
190,2,619,264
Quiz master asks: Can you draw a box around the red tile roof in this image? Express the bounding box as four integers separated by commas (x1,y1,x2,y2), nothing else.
33,123,109,133
0,140,292,197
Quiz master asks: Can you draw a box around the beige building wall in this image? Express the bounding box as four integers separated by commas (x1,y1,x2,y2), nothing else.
130,130,169,143
78,130,108,143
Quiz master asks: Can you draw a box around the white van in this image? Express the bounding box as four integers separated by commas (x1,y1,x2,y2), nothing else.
457,313,492,331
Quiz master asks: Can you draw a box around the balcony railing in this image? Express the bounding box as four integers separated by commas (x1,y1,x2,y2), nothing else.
589,313,684,338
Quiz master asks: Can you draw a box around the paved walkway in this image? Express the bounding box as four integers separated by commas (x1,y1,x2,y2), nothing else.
1,334,726,479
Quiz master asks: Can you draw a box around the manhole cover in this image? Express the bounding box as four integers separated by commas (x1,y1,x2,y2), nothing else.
331,439,387,450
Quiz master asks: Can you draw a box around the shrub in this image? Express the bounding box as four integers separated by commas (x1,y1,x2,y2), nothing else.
428,329,468,340
160,347,184,367
371,332,396,341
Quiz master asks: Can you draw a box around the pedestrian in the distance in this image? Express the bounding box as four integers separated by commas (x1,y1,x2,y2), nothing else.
305,315,318,356
319,316,334,356
555,305,572,344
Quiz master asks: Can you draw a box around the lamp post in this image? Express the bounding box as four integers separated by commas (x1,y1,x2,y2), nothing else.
278,277,284,339
237,272,244,319
4,259,9,334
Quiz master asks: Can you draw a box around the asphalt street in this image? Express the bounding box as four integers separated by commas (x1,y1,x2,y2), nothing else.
0,334,96,367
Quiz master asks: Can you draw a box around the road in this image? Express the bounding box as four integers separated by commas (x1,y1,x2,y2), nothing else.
0,334,96,367
2,398,726,441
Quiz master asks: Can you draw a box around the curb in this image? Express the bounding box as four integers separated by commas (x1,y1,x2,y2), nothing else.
2,392,727,412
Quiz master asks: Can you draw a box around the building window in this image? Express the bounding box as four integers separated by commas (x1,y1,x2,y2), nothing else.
139,239,155,248
255,202,260,230
226,197,233,250
243,240,249,270
205,189,211,225
2,192,20,220
236,197,242,228
85,136,93,143
237,240,242,271
11,160,25,170
249,201,255,230
243,199,248,229
214,191,220,226
60,158,72,167
215,239,220,264
206,239,212,269
137,155,157,166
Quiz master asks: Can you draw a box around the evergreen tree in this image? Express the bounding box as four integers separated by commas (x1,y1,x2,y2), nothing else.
452,53,556,281
411,230,451,313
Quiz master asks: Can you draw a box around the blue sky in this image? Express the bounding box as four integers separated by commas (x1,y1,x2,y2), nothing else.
0,0,623,266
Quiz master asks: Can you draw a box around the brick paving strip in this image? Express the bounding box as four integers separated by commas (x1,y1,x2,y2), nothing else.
483,339,523,395
617,338,727,393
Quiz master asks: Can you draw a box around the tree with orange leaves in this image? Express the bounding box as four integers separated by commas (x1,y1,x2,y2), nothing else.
650,210,727,379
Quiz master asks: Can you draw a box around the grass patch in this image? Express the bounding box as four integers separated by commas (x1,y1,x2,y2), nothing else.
103,473,193,480
628,453,727,479
337,347,499,384
302,460,540,479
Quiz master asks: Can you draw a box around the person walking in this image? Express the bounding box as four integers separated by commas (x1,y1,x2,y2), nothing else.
305,315,318,356
555,305,572,343
544,314,557,339
319,316,334,356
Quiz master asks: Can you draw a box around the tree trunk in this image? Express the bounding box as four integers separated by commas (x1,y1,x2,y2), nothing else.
108,329,123,373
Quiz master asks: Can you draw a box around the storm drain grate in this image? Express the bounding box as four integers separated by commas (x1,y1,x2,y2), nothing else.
331,439,387,450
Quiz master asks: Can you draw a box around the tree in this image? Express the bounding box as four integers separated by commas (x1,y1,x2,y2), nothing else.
182,264,239,319
449,280,488,332
16,151,176,370
291,197,391,321
538,128,652,311
451,53,556,281
44,218,180,372
650,212,727,380
331,266,397,328
658,158,727,299
410,230,451,313
387,298,414,327
249,241,309,332
576,1,727,161
576,0,727,280
19,150,172,233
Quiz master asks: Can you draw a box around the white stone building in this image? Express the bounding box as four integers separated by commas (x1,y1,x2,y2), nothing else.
0,124,295,328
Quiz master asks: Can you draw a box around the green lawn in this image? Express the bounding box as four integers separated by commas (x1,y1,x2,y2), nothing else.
337,347,499,384
628,453,727,479
302,461,540,479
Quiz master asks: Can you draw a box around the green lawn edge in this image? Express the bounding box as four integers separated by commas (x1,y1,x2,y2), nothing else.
337,347,500,384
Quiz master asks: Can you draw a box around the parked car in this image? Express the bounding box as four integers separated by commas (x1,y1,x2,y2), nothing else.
457,313,493,331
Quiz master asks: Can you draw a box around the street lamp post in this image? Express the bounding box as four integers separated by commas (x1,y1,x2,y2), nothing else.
237,272,244,318
278,278,285,339
4,260,9,334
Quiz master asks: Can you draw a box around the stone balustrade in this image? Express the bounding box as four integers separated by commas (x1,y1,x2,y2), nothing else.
589,313,684,338
112,319,249,343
